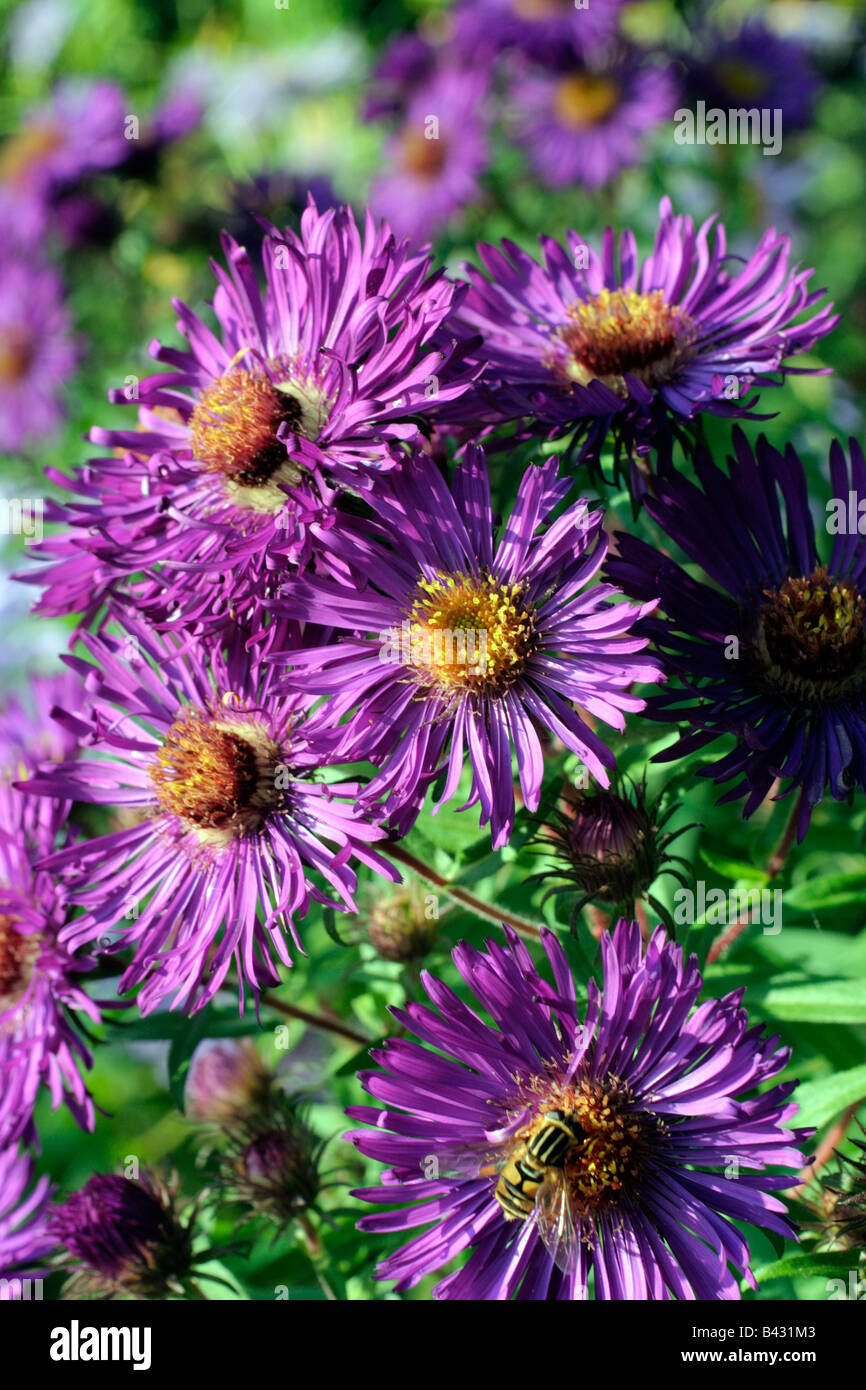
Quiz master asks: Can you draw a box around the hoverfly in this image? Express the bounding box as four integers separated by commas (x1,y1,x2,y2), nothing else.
427,1107,587,1273
488,1108,586,1273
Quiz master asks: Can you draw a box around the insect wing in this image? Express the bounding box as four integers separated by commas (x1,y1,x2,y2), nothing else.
423,1137,503,1183
534,1167,580,1276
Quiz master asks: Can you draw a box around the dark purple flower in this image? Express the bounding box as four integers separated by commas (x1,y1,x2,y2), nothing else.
0,254,80,451
50,1169,198,1299
0,1146,54,1296
605,430,866,841
25,201,473,630
510,50,677,190
347,919,807,1299
277,446,660,849
221,172,339,253
453,0,624,63
225,1111,323,1228
682,20,819,135
369,66,489,247
447,197,837,487
363,32,439,122
21,615,397,1014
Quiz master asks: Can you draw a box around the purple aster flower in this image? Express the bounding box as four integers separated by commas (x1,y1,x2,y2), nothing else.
25,201,473,630
0,669,86,775
21,614,398,1015
363,32,439,122
369,67,489,248
0,1145,54,1296
0,81,129,204
509,49,677,190
0,253,80,452
221,173,339,254
277,446,660,849
453,0,624,63
50,1169,204,1299
447,196,837,488
347,919,807,1299
604,429,866,841
682,20,819,135
0,770,100,1148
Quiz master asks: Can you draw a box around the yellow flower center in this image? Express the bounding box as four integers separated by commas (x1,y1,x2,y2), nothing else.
188,360,328,513
407,572,537,696
552,288,697,398
0,326,36,384
0,123,64,187
512,0,575,19
498,1073,662,1228
150,710,283,843
756,568,866,698
553,74,621,129
401,131,448,178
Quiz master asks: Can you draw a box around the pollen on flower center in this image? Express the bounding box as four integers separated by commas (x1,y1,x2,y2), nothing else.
406,571,537,695
150,710,284,840
401,132,448,178
189,364,308,500
0,124,64,186
512,0,574,19
505,1074,661,1224
755,567,866,698
0,325,36,383
0,914,40,1011
554,74,621,128
551,288,697,398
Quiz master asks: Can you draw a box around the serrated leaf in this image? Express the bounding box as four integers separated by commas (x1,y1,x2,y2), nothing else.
793,1064,866,1130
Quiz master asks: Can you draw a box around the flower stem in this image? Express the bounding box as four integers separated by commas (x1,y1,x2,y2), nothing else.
799,1100,863,1186
261,993,370,1047
384,842,543,941
706,794,801,966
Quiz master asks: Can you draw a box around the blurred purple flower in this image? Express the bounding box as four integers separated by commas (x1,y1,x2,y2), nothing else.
370,66,490,247
0,254,79,451
510,51,677,189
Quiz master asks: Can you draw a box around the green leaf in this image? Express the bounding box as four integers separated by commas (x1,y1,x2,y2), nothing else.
751,1249,859,1284
322,906,354,948
746,976,866,1024
113,1009,264,1043
784,873,866,911
698,849,769,885
755,928,866,980
793,1065,866,1130
168,1010,213,1112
